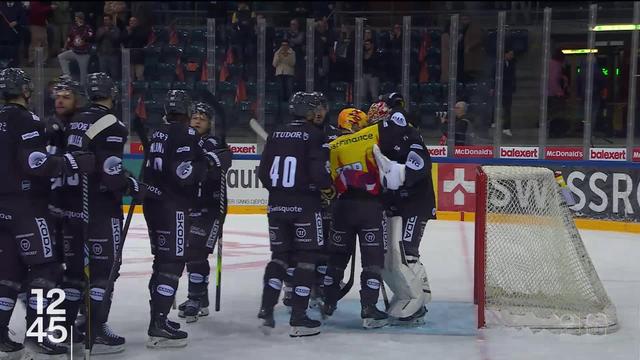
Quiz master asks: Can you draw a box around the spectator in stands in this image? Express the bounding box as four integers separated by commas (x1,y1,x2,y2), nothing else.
70,2,102,30
330,24,353,85
461,15,486,83
548,48,569,137
104,1,127,30
273,39,295,102
122,16,149,81
207,1,228,45
577,56,607,136
314,16,331,93
286,18,305,90
0,1,26,67
440,101,474,145
27,1,55,64
386,23,402,84
440,20,451,84
51,1,71,58
231,1,255,62
96,14,121,79
490,48,516,136
362,39,380,102
131,1,153,31
58,12,94,85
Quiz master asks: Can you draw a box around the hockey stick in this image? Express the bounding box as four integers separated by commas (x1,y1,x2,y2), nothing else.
249,118,268,141
215,167,228,312
380,281,390,311
81,172,92,360
337,248,356,300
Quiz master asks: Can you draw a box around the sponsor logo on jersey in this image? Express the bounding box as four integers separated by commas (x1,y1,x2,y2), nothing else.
268,205,302,213
69,122,89,131
286,267,295,277
150,142,164,154
329,133,374,150
106,136,123,143
295,227,307,239
406,151,425,170
0,297,16,311
92,243,102,256
316,265,327,274
365,232,376,243
111,218,121,254
294,286,311,297
176,161,193,179
0,212,12,220
67,134,83,147
332,232,342,243
103,156,123,175
589,148,627,161
268,278,282,290
206,219,220,249
28,151,47,169
323,275,334,286
366,278,381,289
64,288,82,302
21,130,39,140
500,146,539,159
403,216,417,242
90,287,105,301
28,296,46,310
156,284,175,297
176,211,185,257
176,146,190,153
158,234,166,247
20,239,30,251
35,218,53,258
269,230,276,242
315,212,324,246
272,131,304,139
189,273,205,284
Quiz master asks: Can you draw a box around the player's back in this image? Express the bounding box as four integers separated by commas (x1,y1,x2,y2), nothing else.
258,120,330,199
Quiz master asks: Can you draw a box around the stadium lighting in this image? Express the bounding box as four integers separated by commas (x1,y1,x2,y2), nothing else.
591,24,640,31
561,49,598,54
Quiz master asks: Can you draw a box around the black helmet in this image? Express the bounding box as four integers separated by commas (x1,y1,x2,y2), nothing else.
164,90,191,117
288,91,321,119
86,72,116,101
380,92,405,109
53,75,83,97
190,101,214,121
311,91,328,110
0,68,33,99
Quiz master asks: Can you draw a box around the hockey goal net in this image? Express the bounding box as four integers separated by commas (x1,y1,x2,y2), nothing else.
474,166,618,334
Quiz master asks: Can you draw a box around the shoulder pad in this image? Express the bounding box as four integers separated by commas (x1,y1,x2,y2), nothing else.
206,137,219,147
389,112,407,127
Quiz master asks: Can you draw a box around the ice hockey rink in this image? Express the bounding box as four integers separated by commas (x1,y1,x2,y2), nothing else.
8,214,640,360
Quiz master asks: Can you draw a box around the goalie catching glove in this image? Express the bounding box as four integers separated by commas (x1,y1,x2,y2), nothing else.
372,144,405,190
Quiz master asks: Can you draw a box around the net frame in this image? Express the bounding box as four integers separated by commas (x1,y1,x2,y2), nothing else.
474,166,618,335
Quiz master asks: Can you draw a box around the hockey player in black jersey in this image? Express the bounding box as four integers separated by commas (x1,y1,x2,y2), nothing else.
0,68,94,358
143,90,220,348
257,92,334,337
369,93,436,326
60,72,142,354
177,102,232,322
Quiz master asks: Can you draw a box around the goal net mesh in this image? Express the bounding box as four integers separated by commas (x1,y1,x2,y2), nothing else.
480,166,617,334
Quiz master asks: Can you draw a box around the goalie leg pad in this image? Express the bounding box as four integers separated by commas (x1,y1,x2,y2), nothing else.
407,255,431,303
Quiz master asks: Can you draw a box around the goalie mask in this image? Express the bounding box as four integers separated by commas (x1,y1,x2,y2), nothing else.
367,101,391,125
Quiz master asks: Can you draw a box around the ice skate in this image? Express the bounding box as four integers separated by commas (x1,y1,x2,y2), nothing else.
361,304,389,329
320,302,337,319
92,323,125,355
258,307,275,335
23,335,67,360
147,315,188,349
392,305,427,327
178,299,209,323
289,314,321,337
0,327,23,360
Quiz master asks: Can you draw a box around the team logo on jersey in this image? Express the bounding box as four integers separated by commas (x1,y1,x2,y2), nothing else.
92,243,103,256
176,211,185,256
403,216,417,242
28,152,48,169
365,232,376,243
296,227,307,239
21,130,39,140
176,161,193,180
390,113,407,127
20,239,30,251
103,156,123,175
35,218,53,258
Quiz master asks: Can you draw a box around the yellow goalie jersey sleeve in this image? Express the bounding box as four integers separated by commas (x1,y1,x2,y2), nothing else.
328,124,382,196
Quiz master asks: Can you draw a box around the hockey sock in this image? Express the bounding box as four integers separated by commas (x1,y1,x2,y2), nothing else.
0,280,20,328
25,262,62,331
290,262,316,318
186,260,210,303
61,277,84,329
261,259,288,310
150,262,184,316
359,268,382,306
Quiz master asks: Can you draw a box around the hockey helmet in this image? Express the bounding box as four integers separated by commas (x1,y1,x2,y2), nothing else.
165,89,192,117
367,101,391,125
0,68,33,99
53,75,84,97
380,92,405,109
337,108,368,133
288,91,321,119
86,72,116,101
311,91,328,110
190,101,214,121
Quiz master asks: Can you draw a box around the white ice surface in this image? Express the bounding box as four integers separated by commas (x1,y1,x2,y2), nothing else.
9,215,640,360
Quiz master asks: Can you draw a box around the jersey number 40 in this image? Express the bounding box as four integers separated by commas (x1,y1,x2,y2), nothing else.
269,156,297,188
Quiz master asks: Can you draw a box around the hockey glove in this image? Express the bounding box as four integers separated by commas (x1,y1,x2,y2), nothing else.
373,144,406,191
63,151,96,175
126,176,148,203
320,186,336,207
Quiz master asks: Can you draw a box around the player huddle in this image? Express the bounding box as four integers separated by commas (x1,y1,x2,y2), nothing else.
0,66,436,358
257,91,436,337
0,68,231,359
